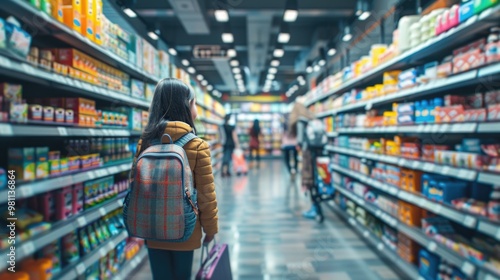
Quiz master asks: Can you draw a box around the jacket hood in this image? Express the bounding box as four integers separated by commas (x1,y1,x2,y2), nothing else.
163,121,194,142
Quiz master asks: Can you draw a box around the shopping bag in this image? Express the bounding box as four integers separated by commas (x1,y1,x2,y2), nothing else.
232,148,248,175
196,241,232,280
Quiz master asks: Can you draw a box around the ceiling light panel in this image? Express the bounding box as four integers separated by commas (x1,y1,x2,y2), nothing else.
273,49,284,57
278,33,290,43
271,60,280,67
214,10,229,22
268,68,277,74
222,33,234,43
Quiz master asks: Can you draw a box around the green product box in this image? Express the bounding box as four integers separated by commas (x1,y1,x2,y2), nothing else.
474,0,499,14
49,158,60,176
35,147,49,179
0,18,6,49
30,0,41,9
41,0,52,15
8,147,35,181
60,157,69,174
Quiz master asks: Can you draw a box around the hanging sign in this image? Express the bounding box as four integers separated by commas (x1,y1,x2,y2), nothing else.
193,45,230,58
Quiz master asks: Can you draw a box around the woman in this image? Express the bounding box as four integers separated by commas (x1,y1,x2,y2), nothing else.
222,114,239,176
136,78,218,279
248,119,262,168
281,121,298,176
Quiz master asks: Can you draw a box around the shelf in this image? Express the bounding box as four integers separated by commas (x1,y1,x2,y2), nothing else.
0,0,158,83
305,5,500,107
0,195,125,271
198,103,225,119
326,201,420,279
327,132,339,138
203,129,219,135
333,184,499,279
55,230,129,280
333,122,499,135
330,162,500,242
211,147,223,158
199,117,223,126
0,163,131,204
0,53,151,109
0,123,137,137
112,247,148,280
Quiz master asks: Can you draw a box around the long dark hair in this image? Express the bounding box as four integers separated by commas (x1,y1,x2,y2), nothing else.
141,78,195,151
250,119,260,137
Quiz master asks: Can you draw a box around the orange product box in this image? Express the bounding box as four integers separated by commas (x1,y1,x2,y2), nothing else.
55,49,97,77
398,201,422,227
141,111,149,128
400,169,421,192
62,0,82,34
401,143,420,159
52,0,64,22
435,105,465,123
64,97,96,116
464,108,487,122
93,0,103,44
487,104,500,121
81,0,94,40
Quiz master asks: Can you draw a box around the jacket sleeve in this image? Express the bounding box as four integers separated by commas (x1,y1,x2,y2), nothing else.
193,141,219,236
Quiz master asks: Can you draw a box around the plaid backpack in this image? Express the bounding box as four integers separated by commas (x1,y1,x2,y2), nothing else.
123,133,199,242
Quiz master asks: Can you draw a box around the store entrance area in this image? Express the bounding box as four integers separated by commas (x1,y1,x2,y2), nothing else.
129,160,401,280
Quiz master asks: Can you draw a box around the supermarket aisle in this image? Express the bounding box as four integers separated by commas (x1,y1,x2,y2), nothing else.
128,160,402,280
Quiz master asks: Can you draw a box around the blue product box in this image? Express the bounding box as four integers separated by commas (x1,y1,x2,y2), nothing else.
397,103,415,115
459,1,475,23
399,67,419,81
461,138,481,153
419,249,440,280
130,79,145,99
5,19,32,57
427,181,468,203
422,174,448,196
398,114,415,125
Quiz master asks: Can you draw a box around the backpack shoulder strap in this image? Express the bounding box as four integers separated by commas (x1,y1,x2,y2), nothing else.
175,132,198,147
129,138,143,183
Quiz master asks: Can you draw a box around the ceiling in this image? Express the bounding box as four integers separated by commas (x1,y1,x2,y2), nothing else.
122,0,359,97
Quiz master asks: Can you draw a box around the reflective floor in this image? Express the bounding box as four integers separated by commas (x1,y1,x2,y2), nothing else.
129,160,402,280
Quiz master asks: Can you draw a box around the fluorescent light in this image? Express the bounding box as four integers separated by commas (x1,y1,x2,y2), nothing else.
230,60,239,67
271,60,280,67
267,74,275,80
201,80,208,86
147,31,159,40
197,74,204,81
232,68,241,74
273,49,284,57
283,10,298,22
328,48,337,56
123,8,137,18
342,33,352,42
359,11,371,21
222,33,234,43
168,47,177,56
319,59,326,66
214,10,229,22
314,65,321,72
268,67,277,74
187,67,196,74
278,33,290,43
181,59,190,66
234,73,242,80
306,66,313,73
227,49,237,57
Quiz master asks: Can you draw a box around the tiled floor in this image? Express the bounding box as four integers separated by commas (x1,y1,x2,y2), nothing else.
128,160,403,280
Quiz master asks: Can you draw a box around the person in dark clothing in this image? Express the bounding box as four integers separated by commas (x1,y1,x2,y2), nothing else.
222,114,239,176
248,119,262,168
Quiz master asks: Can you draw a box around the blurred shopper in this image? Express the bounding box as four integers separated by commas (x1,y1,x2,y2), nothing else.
222,114,239,177
281,121,298,176
289,96,317,219
248,119,262,168
135,78,218,279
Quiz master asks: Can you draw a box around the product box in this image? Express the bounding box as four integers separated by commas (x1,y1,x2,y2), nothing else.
55,108,65,123
8,148,35,181
29,104,43,121
62,0,82,33
55,186,73,220
488,104,500,120
419,249,440,280
435,105,465,123
0,83,22,105
48,151,60,176
141,111,148,128
145,83,155,101
35,147,49,179
459,0,475,23
474,0,499,14
129,108,142,131
452,39,486,74
72,183,84,214
10,103,28,123
130,80,144,99
93,0,103,45
64,97,96,115
464,108,487,121
60,157,69,174
43,106,54,122
0,18,6,49
38,192,56,221
4,19,32,56
81,0,94,40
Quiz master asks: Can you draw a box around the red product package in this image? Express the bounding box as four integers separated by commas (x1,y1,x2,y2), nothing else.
436,105,465,123
488,104,500,120
464,108,487,122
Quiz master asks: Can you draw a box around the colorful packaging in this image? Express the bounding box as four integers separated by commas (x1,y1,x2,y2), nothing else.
62,232,80,265
0,18,6,49
8,147,35,181
62,0,82,33
35,147,49,179
81,0,94,40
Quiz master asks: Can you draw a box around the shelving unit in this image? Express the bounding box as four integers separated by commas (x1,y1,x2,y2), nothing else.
112,247,148,280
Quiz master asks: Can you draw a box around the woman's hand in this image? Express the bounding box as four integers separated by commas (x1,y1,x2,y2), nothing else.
203,235,215,244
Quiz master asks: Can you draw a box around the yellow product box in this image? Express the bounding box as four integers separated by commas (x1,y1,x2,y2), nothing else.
93,0,103,44
62,0,82,34
383,70,401,85
51,0,64,22
8,148,36,181
81,0,94,40
374,84,384,96
383,111,398,126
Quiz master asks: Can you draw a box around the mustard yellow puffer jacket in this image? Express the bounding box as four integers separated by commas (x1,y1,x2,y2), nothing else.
141,121,219,251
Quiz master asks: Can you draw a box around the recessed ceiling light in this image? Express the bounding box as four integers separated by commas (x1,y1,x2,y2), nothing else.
227,49,237,57
214,10,229,22
271,60,280,67
273,48,284,57
299,79,306,86
187,67,196,74
197,74,204,81
359,11,371,21
314,65,321,72
234,73,242,80
147,31,159,40
237,79,244,85
207,85,213,91
230,60,239,67
123,8,137,18
278,33,290,43
232,68,241,74
297,76,304,81
267,73,275,80
222,33,234,43
168,47,177,56
319,59,326,66
328,48,337,56
268,68,277,74
342,26,352,42
201,80,208,86
306,66,313,73
283,10,298,22
181,59,190,66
